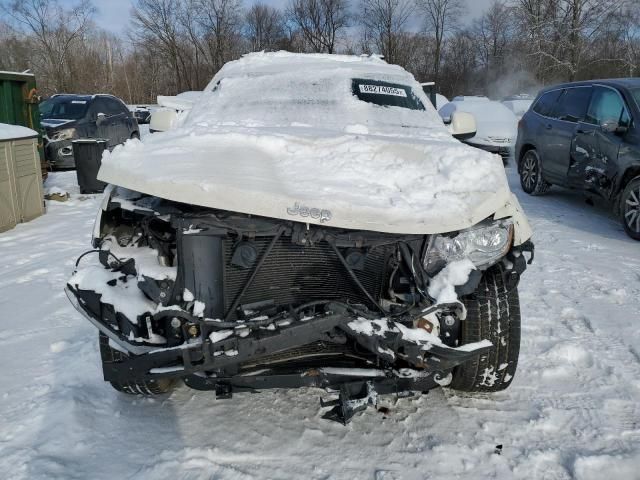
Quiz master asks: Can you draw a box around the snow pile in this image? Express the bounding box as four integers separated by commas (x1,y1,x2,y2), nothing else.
427,259,476,303
99,52,511,235
0,123,38,141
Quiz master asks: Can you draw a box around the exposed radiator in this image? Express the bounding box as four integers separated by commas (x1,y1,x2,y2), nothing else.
222,235,392,317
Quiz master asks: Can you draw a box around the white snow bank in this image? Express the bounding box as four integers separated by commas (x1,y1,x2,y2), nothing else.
574,454,640,480
99,53,511,235
0,123,38,140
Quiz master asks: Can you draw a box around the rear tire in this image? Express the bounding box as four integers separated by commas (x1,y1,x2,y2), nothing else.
621,176,640,241
99,333,175,395
450,269,521,392
520,149,551,195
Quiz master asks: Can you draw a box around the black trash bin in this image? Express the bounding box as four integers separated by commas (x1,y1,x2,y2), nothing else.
72,139,108,194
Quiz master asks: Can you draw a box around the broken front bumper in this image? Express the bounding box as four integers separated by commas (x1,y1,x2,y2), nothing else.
66,284,490,392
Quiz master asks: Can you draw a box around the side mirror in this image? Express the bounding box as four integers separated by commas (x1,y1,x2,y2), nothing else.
450,111,477,140
149,109,178,133
96,112,107,126
601,119,627,135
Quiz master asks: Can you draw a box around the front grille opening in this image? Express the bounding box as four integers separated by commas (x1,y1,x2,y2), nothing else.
223,235,392,319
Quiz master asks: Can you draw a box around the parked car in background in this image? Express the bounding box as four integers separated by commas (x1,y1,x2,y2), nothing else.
516,78,640,240
40,94,139,169
435,93,449,110
503,94,534,120
439,96,518,164
149,91,202,133
130,105,152,124
66,53,532,423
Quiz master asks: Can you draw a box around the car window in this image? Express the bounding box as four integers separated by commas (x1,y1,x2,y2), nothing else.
352,79,425,111
585,86,630,128
39,97,89,120
103,98,126,115
551,87,592,122
91,98,109,117
532,90,562,117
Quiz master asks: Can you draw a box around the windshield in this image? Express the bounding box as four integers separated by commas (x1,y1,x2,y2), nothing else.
352,79,425,110
186,72,446,138
40,97,89,120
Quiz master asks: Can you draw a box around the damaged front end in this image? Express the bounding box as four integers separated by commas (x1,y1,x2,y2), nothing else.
67,187,532,422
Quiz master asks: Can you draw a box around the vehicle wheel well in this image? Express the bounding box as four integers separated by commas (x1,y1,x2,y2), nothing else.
518,144,536,171
619,167,640,194
615,167,640,215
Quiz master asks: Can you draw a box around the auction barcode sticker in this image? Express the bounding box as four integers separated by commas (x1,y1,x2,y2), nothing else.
359,84,407,97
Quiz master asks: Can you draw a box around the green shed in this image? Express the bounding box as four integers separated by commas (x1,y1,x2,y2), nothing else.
0,70,46,176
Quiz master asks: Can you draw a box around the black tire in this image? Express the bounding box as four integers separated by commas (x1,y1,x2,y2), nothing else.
621,176,640,241
99,333,175,395
130,131,140,140
519,149,551,195
450,269,521,392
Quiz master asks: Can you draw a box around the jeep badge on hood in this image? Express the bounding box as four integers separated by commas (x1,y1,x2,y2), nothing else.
287,202,332,223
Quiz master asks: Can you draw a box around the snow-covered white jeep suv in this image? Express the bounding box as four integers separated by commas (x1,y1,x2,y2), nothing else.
66,53,533,423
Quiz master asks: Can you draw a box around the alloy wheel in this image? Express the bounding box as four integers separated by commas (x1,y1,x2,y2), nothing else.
521,153,538,191
624,186,640,234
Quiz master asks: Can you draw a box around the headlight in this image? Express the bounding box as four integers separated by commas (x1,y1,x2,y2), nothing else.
425,220,513,271
49,128,77,142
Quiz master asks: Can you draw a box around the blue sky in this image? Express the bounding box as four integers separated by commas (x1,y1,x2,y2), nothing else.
86,0,492,35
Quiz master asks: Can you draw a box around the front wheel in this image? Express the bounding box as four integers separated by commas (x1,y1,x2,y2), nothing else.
621,176,640,240
99,333,176,395
520,149,551,195
450,269,521,392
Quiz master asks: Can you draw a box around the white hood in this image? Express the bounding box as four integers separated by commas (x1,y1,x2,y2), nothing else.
99,127,515,235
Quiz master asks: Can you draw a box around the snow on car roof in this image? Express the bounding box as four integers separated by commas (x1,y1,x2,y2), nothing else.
188,51,445,134
206,51,401,85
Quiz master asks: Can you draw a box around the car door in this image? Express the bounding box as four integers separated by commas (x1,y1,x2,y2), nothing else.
89,98,113,144
103,97,130,145
105,98,131,145
541,86,592,183
570,85,631,198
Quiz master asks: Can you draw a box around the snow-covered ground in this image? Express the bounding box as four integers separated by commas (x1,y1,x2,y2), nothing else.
1,167,639,480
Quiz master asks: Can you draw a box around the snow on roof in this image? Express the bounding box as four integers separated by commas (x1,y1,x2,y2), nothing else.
452,95,490,102
206,51,397,86
0,123,38,141
0,70,34,76
188,51,444,134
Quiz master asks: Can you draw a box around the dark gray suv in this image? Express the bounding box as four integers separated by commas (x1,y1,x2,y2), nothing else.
516,79,640,240
40,94,139,169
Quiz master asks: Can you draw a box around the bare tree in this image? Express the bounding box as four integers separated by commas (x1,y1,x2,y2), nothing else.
287,0,349,53
360,0,414,64
131,0,188,92
415,0,464,83
245,3,286,51
472,0,516,85
196,0,243,71
4,0,94,93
